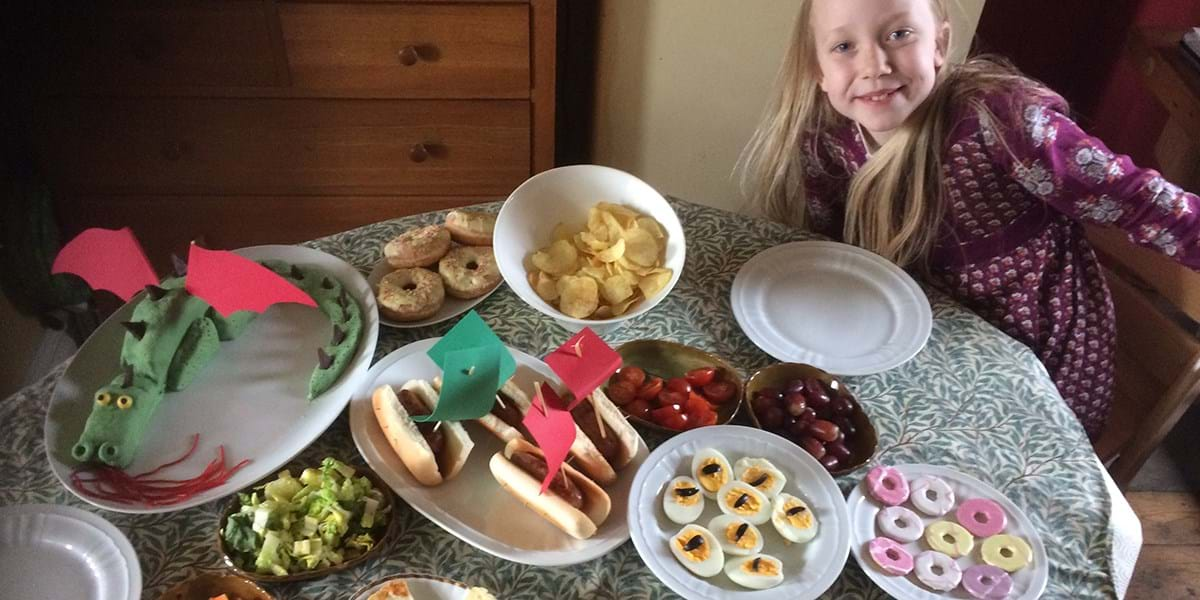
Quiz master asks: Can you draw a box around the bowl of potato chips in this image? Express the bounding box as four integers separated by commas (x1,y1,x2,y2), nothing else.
495,165,686,333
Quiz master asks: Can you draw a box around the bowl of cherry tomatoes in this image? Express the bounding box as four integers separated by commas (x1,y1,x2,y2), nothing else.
744,363,877,476
602,339,743,433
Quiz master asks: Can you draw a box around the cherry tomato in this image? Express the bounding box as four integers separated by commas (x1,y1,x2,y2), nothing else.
657,389,688,408
616,365,646,388
624,399,652,420
605,380,637,406
685,392,711,415
636,377,664,401
666,377,692,395
651,405,689,430
693,409,718,428
685,367,717,387
701,381,737,404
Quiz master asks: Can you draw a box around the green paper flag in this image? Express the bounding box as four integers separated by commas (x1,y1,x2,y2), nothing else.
427,310,516,388
412,346,501,422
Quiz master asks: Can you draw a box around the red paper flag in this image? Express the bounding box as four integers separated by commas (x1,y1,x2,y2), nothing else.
51,227,159,302
522,383,576,495
184,244,316,317
545,328,621,410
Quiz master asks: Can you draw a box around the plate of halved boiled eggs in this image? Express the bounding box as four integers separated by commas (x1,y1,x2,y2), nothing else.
627,425,850,599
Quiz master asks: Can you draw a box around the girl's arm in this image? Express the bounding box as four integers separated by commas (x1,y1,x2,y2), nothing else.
982,93,1200,268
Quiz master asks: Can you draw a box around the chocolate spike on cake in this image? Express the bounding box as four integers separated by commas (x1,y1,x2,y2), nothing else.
145,285,167,301
317,347,333,369
121,321,147,341
290,265,304,280
331,325,346,346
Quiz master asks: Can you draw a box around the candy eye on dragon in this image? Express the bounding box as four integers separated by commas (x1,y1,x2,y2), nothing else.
116,395,134,410
95,392,112,406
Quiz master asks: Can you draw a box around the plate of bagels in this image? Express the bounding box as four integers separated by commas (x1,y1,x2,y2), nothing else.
349,337,649,566
371,210,504,329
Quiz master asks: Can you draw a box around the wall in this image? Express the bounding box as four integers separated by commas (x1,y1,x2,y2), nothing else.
591,0,986,213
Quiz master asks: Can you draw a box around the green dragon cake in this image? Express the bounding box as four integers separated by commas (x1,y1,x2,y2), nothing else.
70,260,362,469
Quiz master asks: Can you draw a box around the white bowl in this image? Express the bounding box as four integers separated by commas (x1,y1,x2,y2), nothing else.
494,165,686,333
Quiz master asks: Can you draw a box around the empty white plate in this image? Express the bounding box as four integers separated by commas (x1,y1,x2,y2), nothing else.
731,241,932,375
0,504,140,600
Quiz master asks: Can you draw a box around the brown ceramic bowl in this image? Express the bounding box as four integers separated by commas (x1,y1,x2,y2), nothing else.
610,339,743,434
159,572,275,600
744,363,877,476
217,462,397,583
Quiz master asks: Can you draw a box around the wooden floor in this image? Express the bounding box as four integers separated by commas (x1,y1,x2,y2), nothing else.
1126,491,1200,598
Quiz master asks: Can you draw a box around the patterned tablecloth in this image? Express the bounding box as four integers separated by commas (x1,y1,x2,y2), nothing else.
1,199,1120,599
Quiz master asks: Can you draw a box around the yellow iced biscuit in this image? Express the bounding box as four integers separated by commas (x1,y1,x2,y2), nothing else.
924,520,975,558
981,534,1033,572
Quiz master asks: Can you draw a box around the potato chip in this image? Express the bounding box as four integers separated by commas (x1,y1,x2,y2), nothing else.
531,239,578,276
601,274,634,305
534,271,559,302
639,271,672,299
557,275,599,318
526,201,673,319
623,227,661,266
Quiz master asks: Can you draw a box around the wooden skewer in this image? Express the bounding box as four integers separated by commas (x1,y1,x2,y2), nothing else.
534,382,548,414
465,365,475,376
495,393,506,410
595,402,607,439
433,421,443,432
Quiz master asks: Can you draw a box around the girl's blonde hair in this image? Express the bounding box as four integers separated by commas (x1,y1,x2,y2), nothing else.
739,0,1056,270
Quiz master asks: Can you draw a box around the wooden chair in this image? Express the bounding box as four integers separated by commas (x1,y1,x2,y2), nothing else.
1089,225,1200,488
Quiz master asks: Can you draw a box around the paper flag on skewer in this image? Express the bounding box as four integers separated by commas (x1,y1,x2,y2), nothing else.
545,328,621,410
427,310,516,388
522,383,576,495
412,346,501,422
51,227,159,302
184,244,316,317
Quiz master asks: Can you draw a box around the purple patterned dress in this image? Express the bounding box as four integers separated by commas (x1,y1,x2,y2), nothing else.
801,86,1200,439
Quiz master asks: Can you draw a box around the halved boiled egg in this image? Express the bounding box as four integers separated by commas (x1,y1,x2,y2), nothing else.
708,514,764,556
662,476,705,524
772,492,819,543
734,457,787,499
691,448,732,498
669,524,724,577
725,554,784,590
716,481,771,524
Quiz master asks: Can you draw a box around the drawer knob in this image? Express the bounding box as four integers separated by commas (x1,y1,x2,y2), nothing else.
410,143,430,163
161,141,189,162
399,45,421,66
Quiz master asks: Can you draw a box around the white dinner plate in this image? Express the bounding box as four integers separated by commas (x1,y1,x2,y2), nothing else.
44,245,379,513
627,425,850,600
368,259,503,329
846,464,1049,600
731,241,932,375
353,574,481,600
350,337,649,566
0,504,141,600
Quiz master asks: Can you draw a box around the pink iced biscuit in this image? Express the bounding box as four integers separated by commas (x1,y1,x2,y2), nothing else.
867,537,914,576
962,564,1014,599
865,466,910,506
957,498,1008,537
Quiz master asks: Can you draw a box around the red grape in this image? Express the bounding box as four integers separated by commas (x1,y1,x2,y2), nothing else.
826,441,853,460
783,392,807,416
799,436,826,459
819,454,841,470
807,419,840,442
758,387,783,400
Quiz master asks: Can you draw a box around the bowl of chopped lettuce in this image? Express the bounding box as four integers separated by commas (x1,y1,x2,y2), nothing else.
217,457,395,582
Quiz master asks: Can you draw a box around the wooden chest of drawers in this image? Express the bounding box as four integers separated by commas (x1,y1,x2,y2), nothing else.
23,0,556,270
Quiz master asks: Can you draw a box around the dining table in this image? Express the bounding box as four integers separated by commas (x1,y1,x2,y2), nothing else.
0,198,1141,599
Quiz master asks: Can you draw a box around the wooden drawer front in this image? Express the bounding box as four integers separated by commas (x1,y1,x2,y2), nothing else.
40,2,279,89
37,98,531,196
280,3,530,97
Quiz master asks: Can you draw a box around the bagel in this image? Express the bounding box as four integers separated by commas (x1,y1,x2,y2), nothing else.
438,246,501,299
372,380,474,486
444,210,496,246
377,268,445,322
384,225,452,269
489,438,610,539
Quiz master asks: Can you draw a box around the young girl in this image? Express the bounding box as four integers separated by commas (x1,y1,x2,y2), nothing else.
740,0,1200,440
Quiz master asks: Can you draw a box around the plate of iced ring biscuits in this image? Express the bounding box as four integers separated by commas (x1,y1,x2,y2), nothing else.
846,464,1048,600
371,210,504,328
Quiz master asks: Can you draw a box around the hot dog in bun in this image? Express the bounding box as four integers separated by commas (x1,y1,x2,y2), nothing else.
489,438,611,539
372,379,474,486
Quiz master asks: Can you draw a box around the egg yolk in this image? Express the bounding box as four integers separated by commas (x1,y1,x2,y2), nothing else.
698,459,727,492
725,522,758,549
742,467,773,490
725,488,761,515
672,483,701,506
675,533,710,563
785,502,813,529
742,558,781,576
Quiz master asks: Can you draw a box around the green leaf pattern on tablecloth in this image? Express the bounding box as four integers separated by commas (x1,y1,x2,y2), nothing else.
0,198,1115,599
